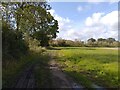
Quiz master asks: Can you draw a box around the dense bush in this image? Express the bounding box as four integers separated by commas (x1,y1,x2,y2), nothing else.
2,20,28,60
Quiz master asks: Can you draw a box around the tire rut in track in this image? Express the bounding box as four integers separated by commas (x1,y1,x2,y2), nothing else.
12,64,36,88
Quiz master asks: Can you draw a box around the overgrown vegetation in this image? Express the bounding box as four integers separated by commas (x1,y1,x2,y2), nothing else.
52,47,119,88
2,2,58,88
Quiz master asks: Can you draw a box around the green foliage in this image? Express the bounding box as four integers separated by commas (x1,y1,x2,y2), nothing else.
2,2,59,48
2,19,28,60
2,1,59,60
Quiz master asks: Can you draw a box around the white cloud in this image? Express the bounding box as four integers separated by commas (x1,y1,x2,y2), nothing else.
85,11,118,31
77,5,91,12
48,9,71,29
77,6,83,12
100,11,118,27
85,17,93,26
83,11,118,40
48,9,73,38
85,12,104,27
48,9,118,41
48,9,55,16
65,11,118,41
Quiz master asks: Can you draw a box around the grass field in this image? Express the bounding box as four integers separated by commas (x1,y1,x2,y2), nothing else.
51,47,119,88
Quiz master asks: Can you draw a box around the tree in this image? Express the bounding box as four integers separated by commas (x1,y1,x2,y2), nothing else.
2,1,59,61
1,2,59,47
107,38,116,46
87,38,96,46
97,38,106,46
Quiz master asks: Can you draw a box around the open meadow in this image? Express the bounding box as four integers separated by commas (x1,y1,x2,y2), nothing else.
50,47,119,88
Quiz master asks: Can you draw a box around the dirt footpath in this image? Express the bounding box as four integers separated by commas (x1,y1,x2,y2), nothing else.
11,59,84,89
49,60,84,90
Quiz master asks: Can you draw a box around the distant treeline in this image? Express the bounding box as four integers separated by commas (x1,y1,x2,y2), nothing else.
50,38,119,47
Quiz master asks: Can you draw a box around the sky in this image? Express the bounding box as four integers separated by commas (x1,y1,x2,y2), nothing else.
47,1,118,41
